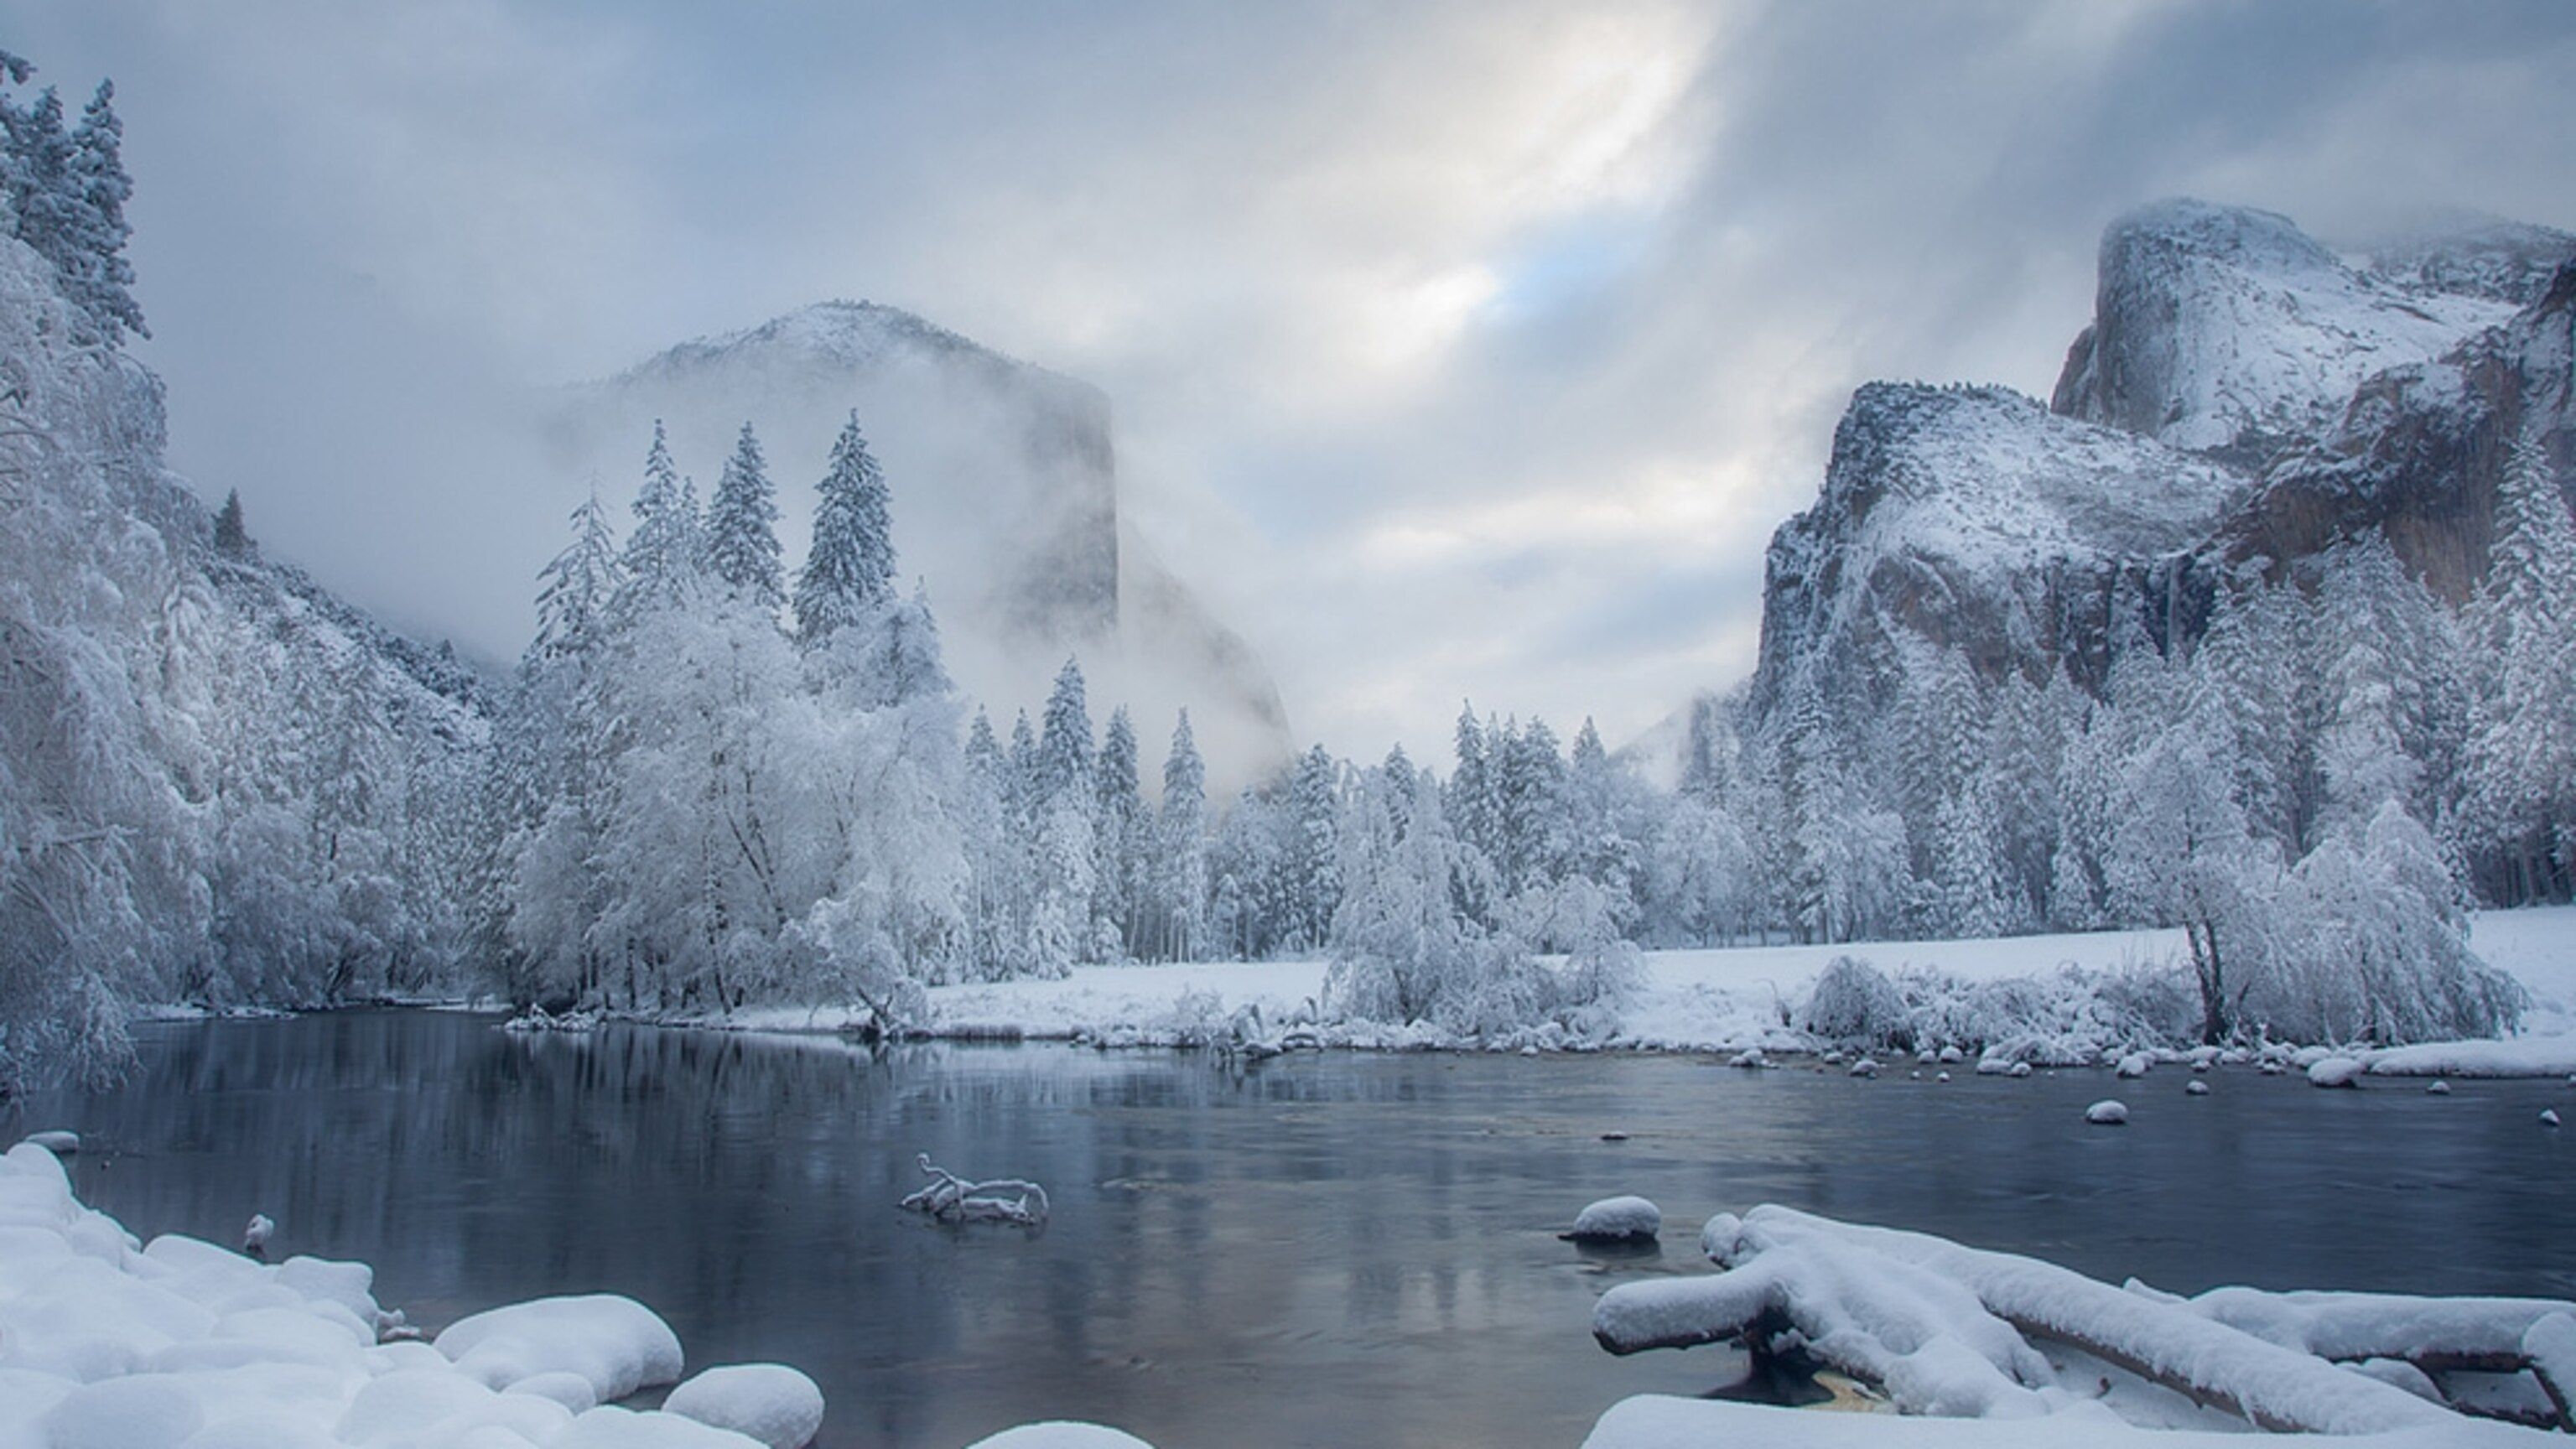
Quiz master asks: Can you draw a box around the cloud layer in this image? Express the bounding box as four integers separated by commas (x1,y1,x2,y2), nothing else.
9,0,2574,761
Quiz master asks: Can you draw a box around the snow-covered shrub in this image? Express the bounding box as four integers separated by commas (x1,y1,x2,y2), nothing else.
2248,803,2526,1045
1800,956,1909,1048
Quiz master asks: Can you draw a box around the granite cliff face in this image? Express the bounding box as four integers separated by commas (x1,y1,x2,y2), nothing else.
551,301,1291,773
1750,200,2574,722
2049,200,2516,467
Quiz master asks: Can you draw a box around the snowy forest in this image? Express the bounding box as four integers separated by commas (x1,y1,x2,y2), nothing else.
3,45,2573,1096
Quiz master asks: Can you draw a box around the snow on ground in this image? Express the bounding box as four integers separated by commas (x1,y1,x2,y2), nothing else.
658,906,2576,1070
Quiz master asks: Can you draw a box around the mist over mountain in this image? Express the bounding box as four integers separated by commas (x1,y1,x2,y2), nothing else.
547,300,1290,779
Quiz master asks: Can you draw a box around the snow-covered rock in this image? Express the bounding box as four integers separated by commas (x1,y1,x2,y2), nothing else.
962,1426,1158,1449
2184,1080,2210,1097
2427,1080,2452,1095
2114,1053,2150,1079
1566,1197,1662,1244
24,1130,80,1156
2545,1109,2563,1128
662,1364,824,1449
2085,1100,2130,1125
2051,199,2516,460
432,1294,686,1400
2307,1057,2366,1089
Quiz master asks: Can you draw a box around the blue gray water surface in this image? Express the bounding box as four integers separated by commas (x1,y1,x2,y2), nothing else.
14,1012,2574,1448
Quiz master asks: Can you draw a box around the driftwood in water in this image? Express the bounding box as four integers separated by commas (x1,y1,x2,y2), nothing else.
899,1153,1051,1226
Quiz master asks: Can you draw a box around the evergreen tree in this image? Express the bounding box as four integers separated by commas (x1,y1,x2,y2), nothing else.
2464,435,2576,902
1281,744,1343,949
1094,707,1145,958
794,412,895,642
1153,709,1208,962
532,487,622,662
62,80,142,340
1036,658,1095,806
212,488,250,556
704,422,782,610
617,420,701,615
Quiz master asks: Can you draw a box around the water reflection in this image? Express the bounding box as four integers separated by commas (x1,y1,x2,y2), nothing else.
13,1015,2573,1449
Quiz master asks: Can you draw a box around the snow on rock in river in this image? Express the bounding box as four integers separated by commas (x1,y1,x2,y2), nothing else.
1566,1197,1662,1244
2085,1100,2130,1125
432,1294,686,1401
662,1364,825,1449
961,1426,1158,1449
0,1141,766,1448
1581,1396,2544,1449
2364,1036,2576,1078
2307,1057,2366,1088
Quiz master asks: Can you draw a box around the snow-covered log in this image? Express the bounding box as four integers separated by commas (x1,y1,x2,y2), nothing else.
1581,1395,2544,1449
899,1153,1051,1226
1597,1206,2464,1433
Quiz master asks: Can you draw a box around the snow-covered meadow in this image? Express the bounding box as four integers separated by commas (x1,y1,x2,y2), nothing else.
710,906,2576,1071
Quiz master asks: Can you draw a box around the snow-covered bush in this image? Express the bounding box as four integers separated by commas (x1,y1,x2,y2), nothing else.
2248,804,2525,1045
1800,956,1909,1048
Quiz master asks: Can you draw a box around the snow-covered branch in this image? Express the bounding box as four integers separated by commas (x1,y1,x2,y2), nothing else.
898,1152,1051,1227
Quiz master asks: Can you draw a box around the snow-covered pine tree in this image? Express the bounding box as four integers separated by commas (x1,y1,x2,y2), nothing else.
61,80,142,342
1094,706,1145,960
617,420,701,616
704,421,782,611
1151,709,1208,963
1029,662,1097,969
2464,434,2576,903
532,487,622,662
793,411,895,643
1280,744,1343,951
212,488,250,556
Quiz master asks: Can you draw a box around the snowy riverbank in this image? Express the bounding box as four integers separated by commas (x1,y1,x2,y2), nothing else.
703,906,2576,1069
0,1140,1156,1449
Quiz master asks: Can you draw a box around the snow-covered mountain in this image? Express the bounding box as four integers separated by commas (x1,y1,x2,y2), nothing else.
548,300,1290,775
1749,200,2574,729
1754,382,2246,699
2049,199,2521,465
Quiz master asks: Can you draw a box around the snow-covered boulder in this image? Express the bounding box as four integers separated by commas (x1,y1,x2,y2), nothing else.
2307,1057,2365,1089
962,1425,1157,1449
24,1130,80,1156
2185,1080,2210,1097
2084,1100,2129,1125
2546,1109,2563,1128
663,1364,825,1449
40,1376,205,1449
432,1294,684,1400
554,1404,771,1447
2114,1052,2150,1079
1566,1196,1662,1244
2427,1080,2452,1095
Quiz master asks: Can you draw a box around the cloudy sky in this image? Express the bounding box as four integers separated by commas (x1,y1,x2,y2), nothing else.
8,0,2575,762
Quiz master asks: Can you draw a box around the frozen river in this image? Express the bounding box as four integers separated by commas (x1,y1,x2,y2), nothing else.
16,1011,2573,1447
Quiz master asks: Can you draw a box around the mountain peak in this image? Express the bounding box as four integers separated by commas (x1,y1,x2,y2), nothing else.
2051,199,2516,462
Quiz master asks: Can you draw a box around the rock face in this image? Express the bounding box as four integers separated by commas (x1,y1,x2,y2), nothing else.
1753,382,2246,705
2214,254,2576,604
2049,200,2516,466
1751,200,2575,722
550,301,1289,774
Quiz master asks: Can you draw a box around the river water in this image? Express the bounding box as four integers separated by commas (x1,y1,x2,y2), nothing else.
13,1012,2573,1447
